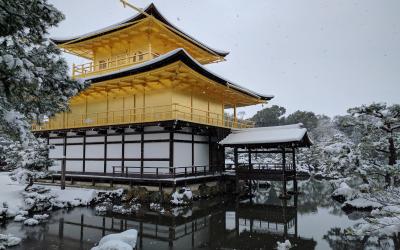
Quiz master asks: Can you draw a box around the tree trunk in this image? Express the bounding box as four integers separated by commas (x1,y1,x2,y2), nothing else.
24,177,34,191
385,135,397,186
388,136,397,166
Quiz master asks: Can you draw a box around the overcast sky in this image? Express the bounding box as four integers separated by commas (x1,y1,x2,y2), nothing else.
48,0,400,118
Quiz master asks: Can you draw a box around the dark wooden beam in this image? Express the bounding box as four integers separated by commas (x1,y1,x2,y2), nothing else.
169,129,174,174
140,126,144,176
82,133,86,173
104,133,107,173
191,128,194,166
121,129,125,173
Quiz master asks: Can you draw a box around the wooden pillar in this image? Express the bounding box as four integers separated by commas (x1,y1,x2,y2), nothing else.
59,218,64,239
221,103,224,126
82,132,86,173
282,147,286,175
104,133,107,173
282,147,287,196
80,214,84,242
140,127,144,176
169,130,174,175
61,133,67,190
292,147,297,193
208,133,212,172
234,147,239,193
233,104,237,127
121,129,125,174
283,199,288,238
191,129,195,164
248,147,252,196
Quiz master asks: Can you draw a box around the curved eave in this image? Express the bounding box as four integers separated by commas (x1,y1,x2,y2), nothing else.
51,3,229,57
80,48,272,101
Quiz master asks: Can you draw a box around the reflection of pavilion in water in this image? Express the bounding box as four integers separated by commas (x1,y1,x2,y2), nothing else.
50,191,315,249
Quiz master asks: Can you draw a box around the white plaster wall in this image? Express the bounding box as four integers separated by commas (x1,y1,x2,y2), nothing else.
66,145,83,158
143,161,169,174
124,161,141,174
125,134,141,141
125,128,136,133
144,126,164,132
67,137,83,143
49,138,63,144
144,142,169,158
86,136,105,143
106,161,122,173
125,143,140,158
194,143,209,166
174,142,192,168
144,133,169,140
108,135,122,142
86,145,104,158
49,145,63,158
49,160,61,172
180,127,192,133
107,144,122,158
85,161,103,172
194,135,208,142
174,133,192,140
66,160,82,172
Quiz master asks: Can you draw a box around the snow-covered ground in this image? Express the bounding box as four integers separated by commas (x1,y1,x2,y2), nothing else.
0,172,26,218
0,172,103,218
91,229,137,250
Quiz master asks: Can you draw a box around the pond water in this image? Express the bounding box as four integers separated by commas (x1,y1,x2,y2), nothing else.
0,179,393,249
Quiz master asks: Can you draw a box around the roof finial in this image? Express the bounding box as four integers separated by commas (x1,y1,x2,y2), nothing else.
119,0,150,17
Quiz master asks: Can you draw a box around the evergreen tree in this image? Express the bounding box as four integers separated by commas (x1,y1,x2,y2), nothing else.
250,105,286,127
0,0,85,179
286,110,319,130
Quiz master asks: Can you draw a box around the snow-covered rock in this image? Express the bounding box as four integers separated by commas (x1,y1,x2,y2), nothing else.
332,182,357,202
342,198,382,211
276,239,292,250
24,218,39,226
0,234,21,248
13,215,26,222
91,229,138,250
33,214,49,221
170,187,193,205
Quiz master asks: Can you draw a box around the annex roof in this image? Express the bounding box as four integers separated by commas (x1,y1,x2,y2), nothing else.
80,48,274,101
51,3,228,57
219,123,312,148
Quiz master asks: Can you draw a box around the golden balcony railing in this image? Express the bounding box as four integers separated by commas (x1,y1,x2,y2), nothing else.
72,51,159,78
32,103,254,131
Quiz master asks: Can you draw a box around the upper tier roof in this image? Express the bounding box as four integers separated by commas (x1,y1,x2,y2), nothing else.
79,48,274,102
51,3,229,57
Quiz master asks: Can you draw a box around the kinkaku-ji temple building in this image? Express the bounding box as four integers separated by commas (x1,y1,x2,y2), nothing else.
33,3,311,193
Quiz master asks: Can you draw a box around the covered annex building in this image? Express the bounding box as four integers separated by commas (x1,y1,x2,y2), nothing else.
219,124,312,197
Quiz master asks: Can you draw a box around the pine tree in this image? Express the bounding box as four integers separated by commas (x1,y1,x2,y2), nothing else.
0,0,85,178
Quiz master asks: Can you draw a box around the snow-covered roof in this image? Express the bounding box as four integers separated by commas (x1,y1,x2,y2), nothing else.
219,123,312,147
81,48,274,101
51,3,228,57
